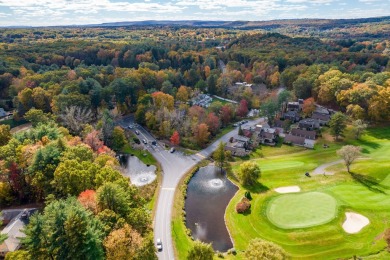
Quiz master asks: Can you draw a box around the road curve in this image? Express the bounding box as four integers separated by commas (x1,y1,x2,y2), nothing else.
117,116,263,259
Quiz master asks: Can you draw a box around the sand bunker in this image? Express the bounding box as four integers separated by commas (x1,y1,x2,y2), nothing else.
274,186,301,193
342,212,369,234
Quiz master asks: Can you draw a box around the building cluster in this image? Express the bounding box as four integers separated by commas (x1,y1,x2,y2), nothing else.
191,94,213,108
225,100,334,156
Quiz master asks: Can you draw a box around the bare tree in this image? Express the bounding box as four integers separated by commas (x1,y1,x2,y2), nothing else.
352,119,367,140
60,106,94,135
337,145,362,173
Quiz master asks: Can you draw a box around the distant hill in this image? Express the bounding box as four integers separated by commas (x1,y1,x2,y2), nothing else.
86,16,390,29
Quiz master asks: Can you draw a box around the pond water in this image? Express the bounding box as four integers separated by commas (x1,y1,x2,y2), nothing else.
119,154,157,187
185,165,238,252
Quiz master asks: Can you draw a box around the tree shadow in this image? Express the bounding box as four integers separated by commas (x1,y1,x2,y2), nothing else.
242,208,252,216
243,182,269,194
350,172,386,194
355,138,381,154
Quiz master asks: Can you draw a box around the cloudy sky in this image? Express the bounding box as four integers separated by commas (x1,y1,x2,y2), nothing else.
0,0,389,26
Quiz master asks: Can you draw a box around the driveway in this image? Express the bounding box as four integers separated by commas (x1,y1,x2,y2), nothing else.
118,116,263,259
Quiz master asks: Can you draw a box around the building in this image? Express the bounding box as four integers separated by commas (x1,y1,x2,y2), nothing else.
0,208,38,257
298,118,320,131
311,112,331,125
258,127,277,146
225,135,251,157
287,102,300,112
0,108,6,118
284,134,315,149
291,128,316,140
283,111,301,123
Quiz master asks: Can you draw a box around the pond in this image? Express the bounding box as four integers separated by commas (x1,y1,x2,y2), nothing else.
185,165,238,252
119,154,157,187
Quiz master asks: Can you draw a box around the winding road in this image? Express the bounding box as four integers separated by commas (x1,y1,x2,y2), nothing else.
118,116,263,259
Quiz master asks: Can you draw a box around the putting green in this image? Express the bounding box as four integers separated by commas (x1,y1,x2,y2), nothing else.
267,192,338,229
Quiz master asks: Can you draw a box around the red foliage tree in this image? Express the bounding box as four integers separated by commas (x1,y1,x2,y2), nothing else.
188,105,206,122
220,105,233,126
78,189,97,213
194,123,210,147
170,131,180,146
237,99,249,118
84,130,104,152
8,162,25,201
206,112,221,135
302,97,316,117
236,197,251,214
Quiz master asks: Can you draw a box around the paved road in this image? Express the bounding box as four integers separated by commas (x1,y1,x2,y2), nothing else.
118,116,263,259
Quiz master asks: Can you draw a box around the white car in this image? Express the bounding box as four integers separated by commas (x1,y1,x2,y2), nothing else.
156,238,163,251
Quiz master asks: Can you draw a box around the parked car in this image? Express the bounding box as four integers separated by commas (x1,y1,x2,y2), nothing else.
142,139,147,144
170,147,175,153
135,130,140,135
156,238,162,251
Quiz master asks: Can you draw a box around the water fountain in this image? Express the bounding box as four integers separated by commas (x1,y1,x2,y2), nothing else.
185,165,238,252
121,155,157,187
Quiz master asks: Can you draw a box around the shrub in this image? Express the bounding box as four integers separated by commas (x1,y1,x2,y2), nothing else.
236,197,251,213
385,228,390,251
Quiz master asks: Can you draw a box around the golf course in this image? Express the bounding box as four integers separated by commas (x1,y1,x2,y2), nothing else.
225,126,390,259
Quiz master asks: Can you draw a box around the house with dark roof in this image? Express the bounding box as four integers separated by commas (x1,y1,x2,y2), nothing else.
258,127,277,146
298,118,320,131
291,128,316,140
283,111,300,123
311,112,331,125
0,208,37,257
287,102,300,112
225,135,251,157
284,134,315,149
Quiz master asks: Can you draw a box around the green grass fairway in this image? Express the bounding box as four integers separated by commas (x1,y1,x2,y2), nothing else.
267,192,338,229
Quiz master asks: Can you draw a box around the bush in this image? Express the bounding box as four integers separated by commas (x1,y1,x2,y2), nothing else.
0,182,14,206
236,197,251,213
385,228,390,251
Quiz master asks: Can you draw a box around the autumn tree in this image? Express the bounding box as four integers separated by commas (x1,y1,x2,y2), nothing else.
213,142,225,171
176,85,189,103
245,238,287,260
238,161,261,186
220,104,234,126
78,189,97,213
237,99,249,118
84,130,104,152
24,108,51,127
0,124,11,146
59,106,94,135
104,224,154,260
194,123,210,147
352,119,367,140
337,145,362,173
205,112,220,135
302,97,316,117
170,131,180,146
187,240,214,260
329,112,347,140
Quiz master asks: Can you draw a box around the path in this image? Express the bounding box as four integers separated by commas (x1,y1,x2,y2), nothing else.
312,159,343,175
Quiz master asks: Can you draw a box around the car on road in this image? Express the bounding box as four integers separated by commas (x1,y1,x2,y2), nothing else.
151,140,157,146
142,139,147,144
156,238,162,251
135,130,140,135
170,147,175,153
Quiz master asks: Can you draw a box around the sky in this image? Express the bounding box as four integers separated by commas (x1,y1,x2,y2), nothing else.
0,0,389,27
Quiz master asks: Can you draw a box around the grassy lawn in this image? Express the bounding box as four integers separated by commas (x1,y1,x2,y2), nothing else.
267,192,338,229
223,126,390,259
121,143,157,166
